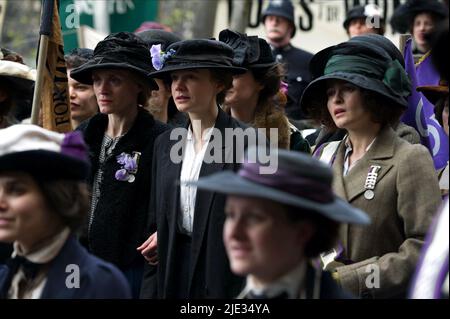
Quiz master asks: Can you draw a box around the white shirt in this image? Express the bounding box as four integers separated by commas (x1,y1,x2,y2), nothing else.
343,136,377,176
238,261,307,299
179,125,214,234
8,227,70,299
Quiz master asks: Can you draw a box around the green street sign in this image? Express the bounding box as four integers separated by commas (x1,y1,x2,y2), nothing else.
60,0,159,52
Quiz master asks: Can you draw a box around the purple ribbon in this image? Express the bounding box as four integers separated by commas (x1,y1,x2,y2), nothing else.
61,131,88,161
238,162,334,203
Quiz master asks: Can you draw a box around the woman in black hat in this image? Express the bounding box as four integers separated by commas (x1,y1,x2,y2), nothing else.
301,35,442,298
219,29,310,153
187,146,369,299
135,29,186,127
343,4,385,38
70,32,170,298
391,0,448,56
0,48,35,128
0,125,131,299
138,39,261,299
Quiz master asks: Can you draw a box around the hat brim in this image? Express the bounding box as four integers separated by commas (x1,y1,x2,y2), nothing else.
391,2,448,33
248,62,277,69
301,72,408,116
417,85,449,104
70,61,157,90
0,150,90,181
186,171,370,225
0,75,34,95
149,64,247,79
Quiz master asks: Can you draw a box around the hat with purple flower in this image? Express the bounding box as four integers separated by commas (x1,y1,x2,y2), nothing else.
0,124,90,180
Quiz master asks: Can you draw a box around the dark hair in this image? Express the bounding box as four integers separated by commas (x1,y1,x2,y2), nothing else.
38,180,90,232
65,48,94,69
284,205,339,258
435,95,449,126
306,86,405,130
209,69,233,105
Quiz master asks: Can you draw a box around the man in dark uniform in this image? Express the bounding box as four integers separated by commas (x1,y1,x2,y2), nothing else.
261,0,313,121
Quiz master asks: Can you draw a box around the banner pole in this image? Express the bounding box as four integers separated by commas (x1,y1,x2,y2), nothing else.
30,35,49,125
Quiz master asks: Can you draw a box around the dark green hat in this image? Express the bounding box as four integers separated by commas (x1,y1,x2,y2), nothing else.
301,34,411,116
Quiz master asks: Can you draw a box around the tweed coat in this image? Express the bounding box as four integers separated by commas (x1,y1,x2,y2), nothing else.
317,125,442,298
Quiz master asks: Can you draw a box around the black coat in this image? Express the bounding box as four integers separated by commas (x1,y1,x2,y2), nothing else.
141,108,261,299
78,108,170,269
272,44,313,120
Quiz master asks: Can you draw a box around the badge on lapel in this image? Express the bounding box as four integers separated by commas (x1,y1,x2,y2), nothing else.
364,165,381,200
115,151,141,183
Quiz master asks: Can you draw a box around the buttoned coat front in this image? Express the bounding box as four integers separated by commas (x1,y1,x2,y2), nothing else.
319,126,442,298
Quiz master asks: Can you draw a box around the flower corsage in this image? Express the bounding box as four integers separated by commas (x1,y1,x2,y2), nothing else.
115,152,141,183
150,44,176,70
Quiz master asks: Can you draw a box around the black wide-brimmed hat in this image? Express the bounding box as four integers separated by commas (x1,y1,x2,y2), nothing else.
185,146,370,225
148,39,247,79
343,4,385,31
219,29,276,69
301,34,411,116
261,0,296,37
70,32,157,90
0,124,90,181
136,29,182,51
391,0,448,33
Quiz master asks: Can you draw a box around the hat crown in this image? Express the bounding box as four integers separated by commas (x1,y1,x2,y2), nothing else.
262,0,295,22
93,32,154,73
136,29,182,51
0,125,90,180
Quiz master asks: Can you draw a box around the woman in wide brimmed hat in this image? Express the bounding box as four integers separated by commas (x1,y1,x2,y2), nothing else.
301,35,442,298
391,0,448,55
307,34,421,151
0,125,131,299
186,146,369,299
138,38,263,299
135,29,186,127
0,48,35,128
219,29,310,153
70,32,170,298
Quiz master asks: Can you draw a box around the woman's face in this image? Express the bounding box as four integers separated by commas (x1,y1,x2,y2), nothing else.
326,79,373,131
224,71,263,110
413,13,435,52
92,69,143,116
171,69,224,115
68,69,98,124
223,196,313,284
0,172,63,252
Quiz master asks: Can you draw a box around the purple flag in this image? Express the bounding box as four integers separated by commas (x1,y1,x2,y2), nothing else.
401,39,449,170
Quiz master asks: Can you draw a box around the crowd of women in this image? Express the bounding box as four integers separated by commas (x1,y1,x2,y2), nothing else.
0,0,448,299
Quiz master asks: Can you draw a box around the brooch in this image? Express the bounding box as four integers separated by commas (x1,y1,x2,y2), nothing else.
364,165,381,200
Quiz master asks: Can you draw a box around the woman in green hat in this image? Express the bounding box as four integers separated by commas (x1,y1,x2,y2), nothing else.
301,34,442,298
